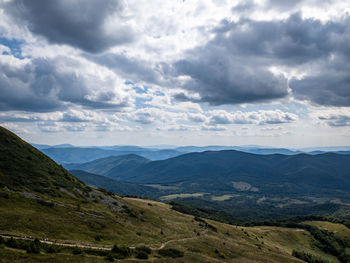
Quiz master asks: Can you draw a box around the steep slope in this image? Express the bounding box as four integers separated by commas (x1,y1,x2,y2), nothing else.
0,126,87,197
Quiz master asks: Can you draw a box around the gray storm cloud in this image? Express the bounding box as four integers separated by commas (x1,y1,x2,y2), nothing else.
0,56,130,112
172,13,350,107
5,0,135,53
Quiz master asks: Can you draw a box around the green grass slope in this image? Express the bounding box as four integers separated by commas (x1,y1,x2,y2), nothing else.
0,126,88,197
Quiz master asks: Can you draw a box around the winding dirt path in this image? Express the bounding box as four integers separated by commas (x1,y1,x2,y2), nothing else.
157,229,208,250
1,228,208,252
0,233,111,251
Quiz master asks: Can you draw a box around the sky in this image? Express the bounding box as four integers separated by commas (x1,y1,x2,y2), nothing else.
0,0,350,147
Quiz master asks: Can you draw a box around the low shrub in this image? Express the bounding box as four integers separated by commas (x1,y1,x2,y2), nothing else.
104,253,115,261
0,192,9,199
83,249,109,257
135,251,148,259
5,237,19,248
111,244,132,259
135,246,152,255
292,250,330,263
72,247,83,255
44,245,61,254
26,242,40,254
36,199,54,208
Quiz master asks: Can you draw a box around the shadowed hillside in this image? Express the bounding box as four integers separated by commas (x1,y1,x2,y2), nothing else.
0,126,87,197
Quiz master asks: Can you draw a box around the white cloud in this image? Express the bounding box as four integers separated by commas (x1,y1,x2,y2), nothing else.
208,110,298,125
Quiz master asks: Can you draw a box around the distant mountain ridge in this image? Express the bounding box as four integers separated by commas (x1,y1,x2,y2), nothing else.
33,143,350,165
40,147,182,163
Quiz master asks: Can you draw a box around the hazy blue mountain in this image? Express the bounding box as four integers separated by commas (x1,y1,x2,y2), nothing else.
239,148,299,155
31,143,51,149
35,143,350,165
41,147,183,163
99,145,151,151
175,145,299,155
300,146,350,152
175,145,236,152
31,143,74,150
309,150,350,155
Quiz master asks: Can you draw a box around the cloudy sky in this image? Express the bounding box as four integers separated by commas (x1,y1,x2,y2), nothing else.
0,0,350,147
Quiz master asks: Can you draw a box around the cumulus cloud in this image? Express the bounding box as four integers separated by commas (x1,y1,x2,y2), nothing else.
208,110,298,125
290,53,350,107
86,53,162,84
0,53,131,112
201,124,227,131
187,112,207,123
318,114,350,127
157,124,195,132
123,108,165,125
264,0,334,11
5,0,135,53
173,54,289,106
265,0,305,10
172,12,350,107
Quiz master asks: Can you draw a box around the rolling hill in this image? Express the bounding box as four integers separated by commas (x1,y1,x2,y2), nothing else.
69,150,350,220
64,154,150,177
71,150,350,194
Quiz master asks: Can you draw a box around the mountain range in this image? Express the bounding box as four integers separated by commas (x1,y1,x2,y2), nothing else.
32,142,350,165
66,150,350,220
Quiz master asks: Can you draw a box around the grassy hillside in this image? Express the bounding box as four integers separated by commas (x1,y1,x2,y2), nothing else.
0,126,88,197
303,221,350,246
2,190,348,263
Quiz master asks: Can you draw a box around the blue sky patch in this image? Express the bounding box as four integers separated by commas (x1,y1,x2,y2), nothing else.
0,36,24,59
